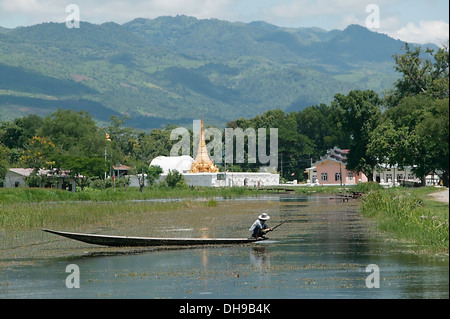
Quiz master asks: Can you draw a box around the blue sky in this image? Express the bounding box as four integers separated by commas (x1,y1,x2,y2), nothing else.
0,0,448,46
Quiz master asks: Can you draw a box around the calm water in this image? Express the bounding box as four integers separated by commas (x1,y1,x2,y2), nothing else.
1,195,448,299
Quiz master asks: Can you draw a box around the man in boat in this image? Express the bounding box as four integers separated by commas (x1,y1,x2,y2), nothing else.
249,213,273,239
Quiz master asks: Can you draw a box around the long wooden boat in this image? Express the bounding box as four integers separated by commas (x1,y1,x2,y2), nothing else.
42,228,264,247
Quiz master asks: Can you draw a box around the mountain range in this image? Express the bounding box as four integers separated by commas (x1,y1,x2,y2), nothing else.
0,15,436,129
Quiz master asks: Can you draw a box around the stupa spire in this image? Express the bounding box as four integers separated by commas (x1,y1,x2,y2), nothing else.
189,117,219,173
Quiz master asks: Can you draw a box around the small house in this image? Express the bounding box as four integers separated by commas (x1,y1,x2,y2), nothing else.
304,147,368,185
112,164,133,179
4,168,77,192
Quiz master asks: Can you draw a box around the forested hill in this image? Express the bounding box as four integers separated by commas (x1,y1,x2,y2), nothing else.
0,16,432,129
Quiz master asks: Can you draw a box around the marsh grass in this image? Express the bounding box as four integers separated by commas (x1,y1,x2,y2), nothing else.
0,187,256,231
0,185,364,204
0,186,255,204
207,199,218,207
360,187,449,253
0,199,202,231
291,184,373,195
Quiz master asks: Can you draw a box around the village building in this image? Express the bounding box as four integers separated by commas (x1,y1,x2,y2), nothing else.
304,147,368,185
3,168,77,192
304,147,439,187
374,164,441,187
112,164,133,179
373,163,418,186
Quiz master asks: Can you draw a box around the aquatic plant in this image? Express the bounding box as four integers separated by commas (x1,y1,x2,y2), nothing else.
360,188,449,253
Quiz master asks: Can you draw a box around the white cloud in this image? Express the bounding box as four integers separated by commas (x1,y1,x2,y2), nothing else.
386,20,449,46
0,0,242,27
1,0,43,13
260,0,401,27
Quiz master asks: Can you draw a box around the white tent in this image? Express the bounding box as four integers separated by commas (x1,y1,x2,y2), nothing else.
150,156,194,174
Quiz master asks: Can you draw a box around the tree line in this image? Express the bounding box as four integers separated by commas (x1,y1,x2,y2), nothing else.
226,43,448,186
0,43,448,187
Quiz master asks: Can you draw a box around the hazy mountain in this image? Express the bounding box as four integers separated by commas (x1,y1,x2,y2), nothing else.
0,16,432,129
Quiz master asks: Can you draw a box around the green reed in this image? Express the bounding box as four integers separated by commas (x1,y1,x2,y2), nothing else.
360,188,449,253
0,199,200,231
0,186,254,231
0,186,255,204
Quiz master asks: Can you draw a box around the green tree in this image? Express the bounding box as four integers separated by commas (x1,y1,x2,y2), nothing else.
379,41,449,186
39,109,105,157
0,120,23,150
16,115,44,148
367,121,411,168
147,165,163,186
145,125,179,160
0,144,9,186
19,136,56,169
295,103,350,160
389,42,449,104
0,115,44,165
332,90,382,181
370,95,449,186
412,98,449,185
53,155,109,190
164,169,185,188
227,109,316,179
278,112,312,177
106,115,137,163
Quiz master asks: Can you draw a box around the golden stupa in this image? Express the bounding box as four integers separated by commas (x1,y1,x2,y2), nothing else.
189,118,219,173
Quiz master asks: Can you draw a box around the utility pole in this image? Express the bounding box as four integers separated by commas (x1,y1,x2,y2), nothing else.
104,146,107,180
140,168,144,192
280,152,283,178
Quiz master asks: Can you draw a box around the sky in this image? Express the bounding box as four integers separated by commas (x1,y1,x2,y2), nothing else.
0,0,448,46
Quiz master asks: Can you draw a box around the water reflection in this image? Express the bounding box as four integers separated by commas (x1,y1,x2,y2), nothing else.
250,246,271,271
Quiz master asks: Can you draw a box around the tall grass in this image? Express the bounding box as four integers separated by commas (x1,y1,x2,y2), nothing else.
0,186,255,204
360,188,449,253
0,186,256,230
0,200,199,230
291,184,380,195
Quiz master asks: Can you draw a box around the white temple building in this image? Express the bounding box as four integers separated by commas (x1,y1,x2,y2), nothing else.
149,119,279,188
149,155,279,188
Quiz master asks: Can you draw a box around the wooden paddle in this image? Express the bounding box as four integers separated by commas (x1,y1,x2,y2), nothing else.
262,221,285,234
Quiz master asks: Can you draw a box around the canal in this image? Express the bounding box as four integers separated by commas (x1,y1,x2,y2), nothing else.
1,195,448,298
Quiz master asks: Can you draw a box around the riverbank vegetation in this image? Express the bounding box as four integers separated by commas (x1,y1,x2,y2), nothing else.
0,198,205,231
0,185,253,204
360,186,449,254
0,185,251,229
